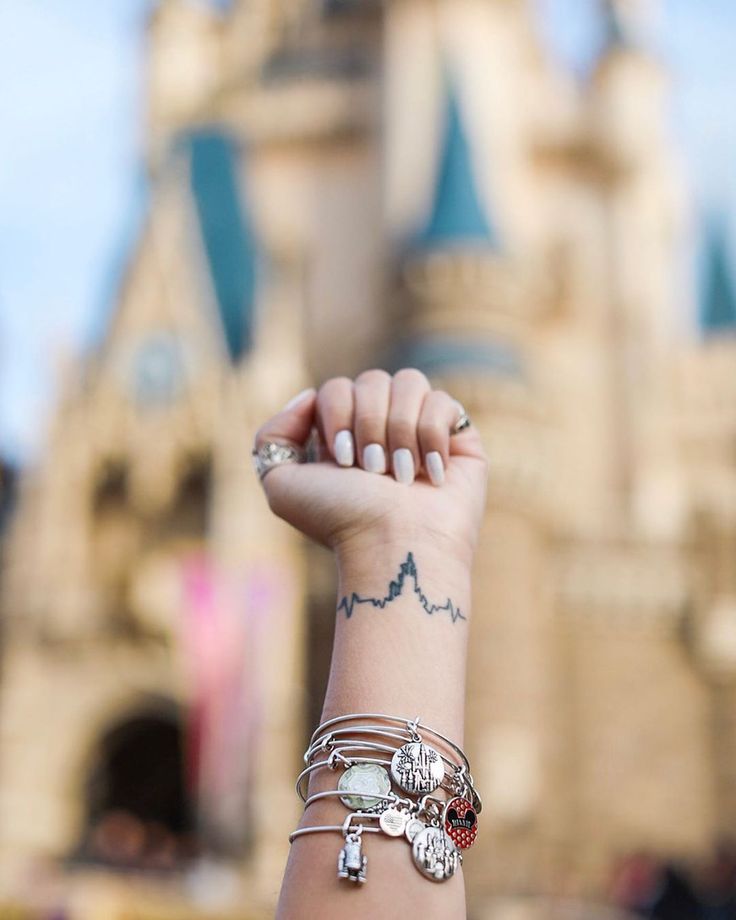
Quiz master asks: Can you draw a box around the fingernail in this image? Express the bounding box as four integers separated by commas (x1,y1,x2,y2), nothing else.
334,430,355,467
425,451,445,486
363,443,386,474
283,388,315,411
392,448,415,485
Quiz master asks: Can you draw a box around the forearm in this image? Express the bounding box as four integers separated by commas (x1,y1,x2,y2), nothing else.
276,534,472,920
326,534,471,740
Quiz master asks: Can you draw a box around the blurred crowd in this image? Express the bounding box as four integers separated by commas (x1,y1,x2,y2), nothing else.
79,809,199,873
610,845,736,919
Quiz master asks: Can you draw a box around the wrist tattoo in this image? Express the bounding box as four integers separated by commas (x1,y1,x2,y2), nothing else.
337,551,466,625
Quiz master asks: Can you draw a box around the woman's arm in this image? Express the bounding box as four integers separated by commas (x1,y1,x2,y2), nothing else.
253,369,488,920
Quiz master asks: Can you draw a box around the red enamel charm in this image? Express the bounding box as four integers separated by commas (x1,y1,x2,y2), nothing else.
444,796,478,849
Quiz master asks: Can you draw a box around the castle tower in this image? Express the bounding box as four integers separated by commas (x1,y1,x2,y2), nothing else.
382,3,562,907
679,215,736,840
545,0,712,886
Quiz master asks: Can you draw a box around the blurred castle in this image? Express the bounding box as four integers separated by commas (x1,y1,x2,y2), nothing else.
2,0,736,918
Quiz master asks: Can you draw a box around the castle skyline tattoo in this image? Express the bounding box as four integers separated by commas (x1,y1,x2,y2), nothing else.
337,552,466,625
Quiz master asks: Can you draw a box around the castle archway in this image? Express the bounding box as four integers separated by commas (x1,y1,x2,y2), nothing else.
79,705,197,870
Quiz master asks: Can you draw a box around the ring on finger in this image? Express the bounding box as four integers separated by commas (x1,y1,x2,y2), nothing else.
252,441,307,481
451,403,472,435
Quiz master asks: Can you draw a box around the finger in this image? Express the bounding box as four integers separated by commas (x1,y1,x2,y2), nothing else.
417,390,457,486
387,368,431,485
354,368,392,474
316,377,355,467
253,388,317,451
449,400,488,464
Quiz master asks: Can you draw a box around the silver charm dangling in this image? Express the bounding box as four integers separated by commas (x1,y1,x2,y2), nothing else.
379,806,408,837
404,817,427,843
338,762,392,812
391,741,445,795
337,827,368,884
411,826,462,882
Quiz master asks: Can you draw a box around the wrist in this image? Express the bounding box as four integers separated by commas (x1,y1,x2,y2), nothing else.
335,526,476,580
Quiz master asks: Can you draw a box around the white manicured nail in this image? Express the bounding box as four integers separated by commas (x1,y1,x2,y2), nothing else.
283,388,315,411
363,443,387,474
334,430,355,467
426,451,445,486
393,448,415,485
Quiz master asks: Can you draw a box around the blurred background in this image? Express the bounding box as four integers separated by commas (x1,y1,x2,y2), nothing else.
1,0,736,918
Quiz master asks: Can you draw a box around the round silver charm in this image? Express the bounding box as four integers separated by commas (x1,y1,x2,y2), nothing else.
391,742,445,794
412,826,461,882
338,763,392,811
404,818,426,843
379,807,408,837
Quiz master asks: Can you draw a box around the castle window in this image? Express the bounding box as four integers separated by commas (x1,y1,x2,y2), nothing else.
155,455,213,544
92,461,129,514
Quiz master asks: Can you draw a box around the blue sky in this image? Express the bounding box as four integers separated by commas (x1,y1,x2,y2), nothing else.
0,0,735,461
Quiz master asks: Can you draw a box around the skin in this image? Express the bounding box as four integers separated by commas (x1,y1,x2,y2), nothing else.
254,368,489,920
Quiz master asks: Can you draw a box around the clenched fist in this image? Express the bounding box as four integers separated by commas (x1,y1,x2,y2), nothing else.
254,369,489,565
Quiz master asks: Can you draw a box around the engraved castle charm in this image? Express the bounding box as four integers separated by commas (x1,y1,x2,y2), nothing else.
391,741,445,794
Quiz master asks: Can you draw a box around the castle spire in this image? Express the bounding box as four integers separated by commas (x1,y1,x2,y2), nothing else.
701,217,736,333
415,82,496,250
187,128,258,361
601,0,633,51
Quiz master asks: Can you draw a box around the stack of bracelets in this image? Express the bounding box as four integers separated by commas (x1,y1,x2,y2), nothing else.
289,713,481,885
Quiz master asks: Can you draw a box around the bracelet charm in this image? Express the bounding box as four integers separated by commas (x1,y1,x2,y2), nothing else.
391,742,445,794
338,829,368,884
290,713,481,886
444,796,478,849
404,817,427,843
412,826,462,882
379,806,409,837
338,763,392,811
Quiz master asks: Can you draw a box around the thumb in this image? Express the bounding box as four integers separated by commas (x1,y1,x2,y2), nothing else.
254,387,317,451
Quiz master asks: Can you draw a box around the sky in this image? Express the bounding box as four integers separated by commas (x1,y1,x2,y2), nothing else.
1,0,735,462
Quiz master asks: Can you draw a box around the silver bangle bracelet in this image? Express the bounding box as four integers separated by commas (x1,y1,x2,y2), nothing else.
304,738,401,764
296,755,392,801
289,823,382,844
306,730,463,776
308,718,481,812
303,789,411,811
305,727,426,763
291,714,481,885
305,735,472,792
303,744,474,805
309,714,470,771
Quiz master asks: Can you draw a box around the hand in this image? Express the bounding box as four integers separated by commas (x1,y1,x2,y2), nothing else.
253,369,489,565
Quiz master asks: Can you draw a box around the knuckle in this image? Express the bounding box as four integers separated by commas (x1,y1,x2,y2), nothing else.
355,409,387,431
418,418,446,440
318,376,352,397
393,367,430,390
431,389,457,412
355,368,391,388
389,417,418,443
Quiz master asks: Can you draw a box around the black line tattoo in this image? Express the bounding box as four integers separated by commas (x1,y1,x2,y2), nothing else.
337,551,466,625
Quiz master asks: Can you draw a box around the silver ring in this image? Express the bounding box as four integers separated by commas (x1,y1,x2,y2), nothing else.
451,403,471,436
252,441,306,481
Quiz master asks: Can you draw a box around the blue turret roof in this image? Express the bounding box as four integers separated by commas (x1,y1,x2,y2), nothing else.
601,0,630,50
700,218,736,333
187,128,258,361
415,84,497,249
